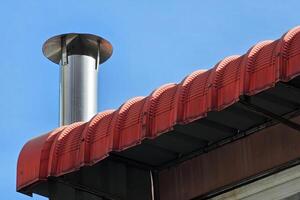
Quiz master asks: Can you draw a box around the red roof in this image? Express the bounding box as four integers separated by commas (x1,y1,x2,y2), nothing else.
17,26,300,191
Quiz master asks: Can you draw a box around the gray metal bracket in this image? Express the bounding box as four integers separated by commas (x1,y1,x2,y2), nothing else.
239,95,300,132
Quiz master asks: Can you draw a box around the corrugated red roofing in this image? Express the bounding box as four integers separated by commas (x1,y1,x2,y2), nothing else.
17,26,300,191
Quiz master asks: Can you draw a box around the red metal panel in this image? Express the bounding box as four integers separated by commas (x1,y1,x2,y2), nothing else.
241,40,273,95
111,97,147,150
179,70,213,123
87,111,115,164
281,26,300,80
147,83,178,137
79,110,115,166
210,55,241,111
39,127,66,178
175,70,206,124
48,122,85,176
17,127,65,190
248,40,279,94
17,133,49,190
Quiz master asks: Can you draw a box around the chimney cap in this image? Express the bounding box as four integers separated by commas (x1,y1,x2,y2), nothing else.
42,33,113,65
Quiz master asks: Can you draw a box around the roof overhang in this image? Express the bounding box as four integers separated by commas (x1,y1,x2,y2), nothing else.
17,26,300,199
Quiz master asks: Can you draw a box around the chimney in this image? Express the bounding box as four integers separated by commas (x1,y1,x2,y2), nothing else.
42,33,113,126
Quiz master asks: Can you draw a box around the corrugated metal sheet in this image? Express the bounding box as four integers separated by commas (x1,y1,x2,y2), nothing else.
17,26,300,192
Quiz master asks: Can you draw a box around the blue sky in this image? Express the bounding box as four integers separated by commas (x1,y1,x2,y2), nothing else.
1,0,300,199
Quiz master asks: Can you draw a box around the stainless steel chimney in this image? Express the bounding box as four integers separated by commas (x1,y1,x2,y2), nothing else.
42,33,113,126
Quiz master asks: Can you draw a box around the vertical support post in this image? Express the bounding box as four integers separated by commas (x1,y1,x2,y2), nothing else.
151,170,160,200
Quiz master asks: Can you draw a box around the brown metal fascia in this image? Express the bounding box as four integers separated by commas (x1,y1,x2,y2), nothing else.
158,115,300,200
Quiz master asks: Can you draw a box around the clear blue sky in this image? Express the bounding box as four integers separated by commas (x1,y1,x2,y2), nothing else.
1,0,300,199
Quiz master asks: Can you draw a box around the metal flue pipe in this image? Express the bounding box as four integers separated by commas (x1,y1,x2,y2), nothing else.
42,33,113,126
